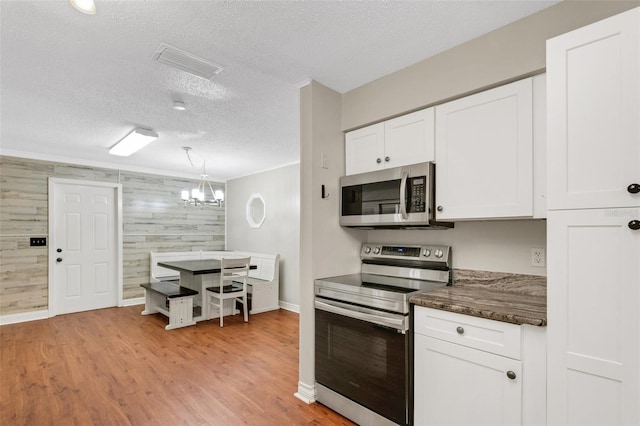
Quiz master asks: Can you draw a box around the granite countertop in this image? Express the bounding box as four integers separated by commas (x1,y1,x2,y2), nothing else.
410,269,547,326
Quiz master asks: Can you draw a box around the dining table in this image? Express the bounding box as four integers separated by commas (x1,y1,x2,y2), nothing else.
158,259,256,322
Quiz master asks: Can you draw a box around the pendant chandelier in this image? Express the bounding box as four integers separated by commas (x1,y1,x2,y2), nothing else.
180,147,224,207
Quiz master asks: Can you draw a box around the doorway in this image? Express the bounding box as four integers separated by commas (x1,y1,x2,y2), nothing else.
48,178,123,316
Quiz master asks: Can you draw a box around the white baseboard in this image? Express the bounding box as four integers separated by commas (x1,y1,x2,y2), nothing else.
295,381,316,404
279,300,300,313
0,309,49,326
122,297,144,307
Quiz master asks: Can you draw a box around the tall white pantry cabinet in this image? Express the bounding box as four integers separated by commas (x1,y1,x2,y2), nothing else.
546,7,640,426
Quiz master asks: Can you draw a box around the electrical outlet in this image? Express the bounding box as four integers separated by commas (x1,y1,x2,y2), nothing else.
531,248,545,267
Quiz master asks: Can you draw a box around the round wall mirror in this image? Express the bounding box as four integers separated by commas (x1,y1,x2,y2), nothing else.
246,193,266,228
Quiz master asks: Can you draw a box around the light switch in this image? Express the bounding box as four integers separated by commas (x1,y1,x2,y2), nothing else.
30,237,47,247
321,152,329,169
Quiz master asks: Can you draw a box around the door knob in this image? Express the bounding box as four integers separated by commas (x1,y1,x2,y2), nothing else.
456,326,464,335
376,158,382,164
56,258,63,263
628,183,640,194
506,371,517,380
56,248,62,253
629,220,640,230
437,205,443,212
384,156,390,162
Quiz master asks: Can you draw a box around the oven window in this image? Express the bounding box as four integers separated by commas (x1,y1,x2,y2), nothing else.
329,324,389,377
315,308,408,425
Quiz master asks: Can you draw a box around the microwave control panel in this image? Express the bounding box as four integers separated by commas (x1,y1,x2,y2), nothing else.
408,176,426,213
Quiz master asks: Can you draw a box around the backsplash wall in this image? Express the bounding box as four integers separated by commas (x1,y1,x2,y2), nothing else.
0,156,225,316
367,219,547,276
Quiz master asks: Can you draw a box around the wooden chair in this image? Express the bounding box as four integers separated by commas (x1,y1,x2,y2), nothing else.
205,257,250,327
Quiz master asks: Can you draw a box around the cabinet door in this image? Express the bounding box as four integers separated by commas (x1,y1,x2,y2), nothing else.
414,334,522,426
384,108,435,168
547,208,640,425
435,78,533,220
345,122,384,175
547,8,640,210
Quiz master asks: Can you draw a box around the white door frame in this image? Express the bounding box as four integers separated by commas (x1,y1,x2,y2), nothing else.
48,178,123,317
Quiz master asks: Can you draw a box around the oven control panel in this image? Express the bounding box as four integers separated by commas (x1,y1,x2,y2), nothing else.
361,244,450,263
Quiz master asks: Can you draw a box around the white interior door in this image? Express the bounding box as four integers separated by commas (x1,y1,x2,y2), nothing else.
51,180,119,315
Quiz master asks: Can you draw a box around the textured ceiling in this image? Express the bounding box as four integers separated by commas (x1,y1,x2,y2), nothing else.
0,0,558,181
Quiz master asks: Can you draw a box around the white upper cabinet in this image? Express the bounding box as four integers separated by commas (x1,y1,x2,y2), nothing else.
345,122,385,175
345,108,434,175
383,108,435,170
435,78,534,220
547,8,640,210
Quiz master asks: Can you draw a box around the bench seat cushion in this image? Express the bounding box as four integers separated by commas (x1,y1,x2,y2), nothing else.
141,282,198,298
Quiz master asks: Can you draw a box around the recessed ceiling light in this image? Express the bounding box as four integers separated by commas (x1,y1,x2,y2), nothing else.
109,128,158,157
173,101,186,111
70,0,96,15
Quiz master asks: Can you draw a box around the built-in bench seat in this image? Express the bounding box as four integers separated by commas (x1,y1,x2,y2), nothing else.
140,281,199,330
149,250,280,314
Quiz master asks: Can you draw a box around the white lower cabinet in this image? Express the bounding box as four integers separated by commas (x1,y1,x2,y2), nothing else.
414,306,546,426
547,208,640,425
414,335,522,426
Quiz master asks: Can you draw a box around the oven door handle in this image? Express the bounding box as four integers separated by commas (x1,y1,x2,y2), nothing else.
315,299,407,332
399,171,409,219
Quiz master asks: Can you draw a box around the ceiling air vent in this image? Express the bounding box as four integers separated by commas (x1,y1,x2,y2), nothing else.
152,43,223,80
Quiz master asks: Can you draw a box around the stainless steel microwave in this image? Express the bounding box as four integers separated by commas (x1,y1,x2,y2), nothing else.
339,162,452,229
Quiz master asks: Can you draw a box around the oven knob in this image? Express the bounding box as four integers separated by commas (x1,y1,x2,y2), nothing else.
422,249,431,257
373,247,381,254
434,249,444,258
364,246,371,254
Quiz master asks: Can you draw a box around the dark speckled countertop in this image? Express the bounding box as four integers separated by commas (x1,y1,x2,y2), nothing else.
410,269,547,326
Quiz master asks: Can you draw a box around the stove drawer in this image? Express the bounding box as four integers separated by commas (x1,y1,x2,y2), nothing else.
414,306,521,359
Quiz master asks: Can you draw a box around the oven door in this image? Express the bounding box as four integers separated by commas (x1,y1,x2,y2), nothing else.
315,299,410,425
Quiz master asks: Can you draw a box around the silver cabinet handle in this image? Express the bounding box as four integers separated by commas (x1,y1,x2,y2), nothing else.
506,371,517,380
437,205,443,212
376,158,382,164
385,156,390,162
456,326,464,335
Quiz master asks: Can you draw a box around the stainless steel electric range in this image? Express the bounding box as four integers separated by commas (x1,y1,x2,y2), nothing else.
315,243,452,426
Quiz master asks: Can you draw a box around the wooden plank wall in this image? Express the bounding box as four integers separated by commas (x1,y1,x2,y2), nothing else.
0,156,225,315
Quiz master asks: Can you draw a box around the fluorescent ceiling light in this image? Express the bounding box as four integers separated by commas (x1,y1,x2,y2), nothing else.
109,128,158,157
70,0,96,15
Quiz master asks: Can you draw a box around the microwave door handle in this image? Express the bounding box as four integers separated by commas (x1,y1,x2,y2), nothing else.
399,172,409,219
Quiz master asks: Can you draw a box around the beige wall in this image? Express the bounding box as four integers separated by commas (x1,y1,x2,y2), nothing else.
0,156,225,316
342,0,640,131
226,163,300,309
297,81,364,401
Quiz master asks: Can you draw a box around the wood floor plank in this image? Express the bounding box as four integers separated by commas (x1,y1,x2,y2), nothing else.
0,307,355,426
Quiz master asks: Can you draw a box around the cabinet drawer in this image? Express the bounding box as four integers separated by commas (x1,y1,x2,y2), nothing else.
414,306,521,359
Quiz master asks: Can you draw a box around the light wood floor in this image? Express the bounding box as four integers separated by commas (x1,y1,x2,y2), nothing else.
0,306,356,425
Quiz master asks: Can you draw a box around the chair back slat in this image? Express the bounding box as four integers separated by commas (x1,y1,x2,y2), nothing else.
206,257,251,326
